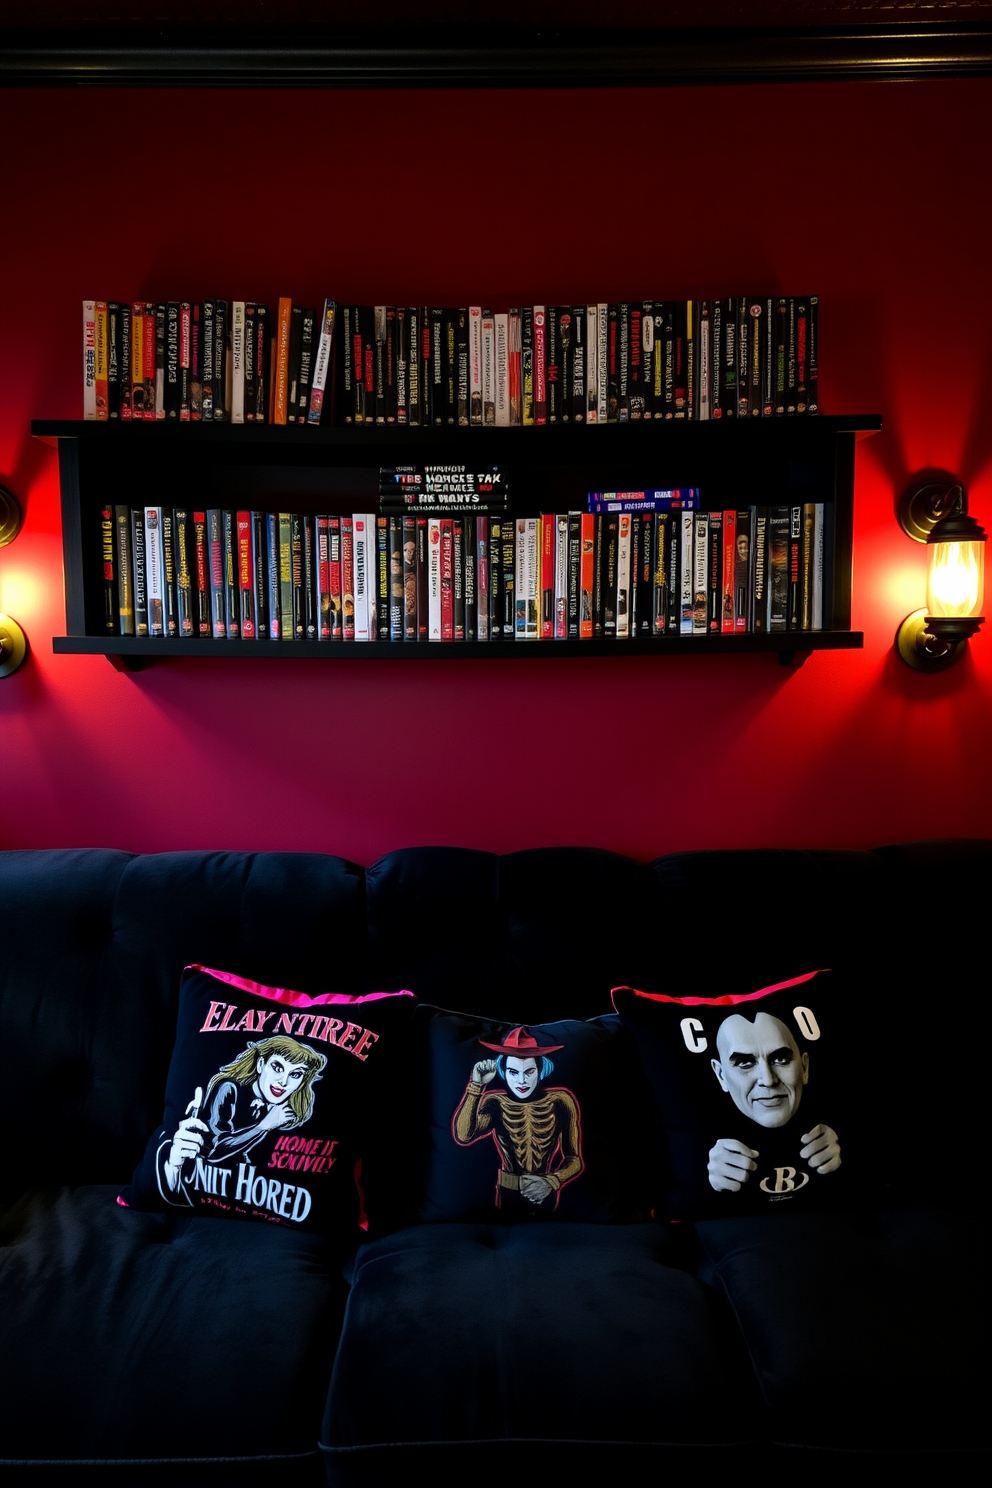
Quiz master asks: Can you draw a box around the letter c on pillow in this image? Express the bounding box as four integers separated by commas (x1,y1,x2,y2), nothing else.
680,1017,708,1053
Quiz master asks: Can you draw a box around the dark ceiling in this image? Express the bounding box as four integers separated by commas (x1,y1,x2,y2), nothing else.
2,0,990,29
2,1,991,87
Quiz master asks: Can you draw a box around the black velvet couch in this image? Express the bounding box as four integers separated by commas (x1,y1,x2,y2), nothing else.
2,840,990,1486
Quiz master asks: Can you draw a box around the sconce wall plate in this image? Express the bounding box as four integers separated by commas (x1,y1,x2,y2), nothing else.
897,478,964,544
0,614,27,678
895,608,966,672
0,486,22,549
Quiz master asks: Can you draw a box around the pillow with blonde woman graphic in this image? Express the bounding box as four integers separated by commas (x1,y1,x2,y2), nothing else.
120,965,415,1236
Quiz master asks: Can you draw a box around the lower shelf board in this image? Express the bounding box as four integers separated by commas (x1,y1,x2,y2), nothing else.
53,632,864,672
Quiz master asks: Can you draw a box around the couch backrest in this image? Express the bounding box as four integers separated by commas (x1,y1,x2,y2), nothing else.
3,839,989,1194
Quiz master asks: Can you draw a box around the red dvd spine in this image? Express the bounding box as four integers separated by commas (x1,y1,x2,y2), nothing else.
721,509,736,635
236,510,255,638
533,306,547,425
580,513,595,638
329,517,343,640
317,515,331,639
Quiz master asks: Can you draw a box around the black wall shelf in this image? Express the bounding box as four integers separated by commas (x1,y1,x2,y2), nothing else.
52,631,864,672
35,414,878,673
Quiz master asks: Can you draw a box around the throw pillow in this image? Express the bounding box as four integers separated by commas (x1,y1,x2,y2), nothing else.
612,969,857,1220
414,1006,650,1223
120,965,416,1235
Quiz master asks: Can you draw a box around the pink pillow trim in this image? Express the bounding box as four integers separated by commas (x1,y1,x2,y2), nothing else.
189,965,415,1011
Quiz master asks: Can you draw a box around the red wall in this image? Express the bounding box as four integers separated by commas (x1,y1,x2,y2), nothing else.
1,79,990,860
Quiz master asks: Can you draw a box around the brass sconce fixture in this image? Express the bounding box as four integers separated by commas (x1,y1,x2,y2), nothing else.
895,477,986,672
0,484,28,679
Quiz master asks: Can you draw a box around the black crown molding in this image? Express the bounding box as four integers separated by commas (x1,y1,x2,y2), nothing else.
2,23,992,88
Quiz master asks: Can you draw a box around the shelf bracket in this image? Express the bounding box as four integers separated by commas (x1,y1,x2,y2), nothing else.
778,649,811,668
106,654,145,674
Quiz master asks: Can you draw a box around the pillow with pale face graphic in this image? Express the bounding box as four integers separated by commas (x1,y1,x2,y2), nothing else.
413,1006,652,1224
120,965,416,1236
612,970,859,1220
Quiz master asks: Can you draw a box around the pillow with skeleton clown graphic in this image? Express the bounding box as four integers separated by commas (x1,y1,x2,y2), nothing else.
413,1007,650,1223
120,966,416,1236
612,970,857,1221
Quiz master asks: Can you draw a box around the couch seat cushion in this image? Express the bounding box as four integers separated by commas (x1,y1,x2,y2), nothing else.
694,1205,991,1457
1,1186,349,1466
322,1220,761,1462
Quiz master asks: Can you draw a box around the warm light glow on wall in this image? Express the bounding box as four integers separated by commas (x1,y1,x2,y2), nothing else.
0,566,40,617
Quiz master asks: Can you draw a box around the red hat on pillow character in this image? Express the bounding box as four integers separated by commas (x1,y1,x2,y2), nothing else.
477,1026,565,1056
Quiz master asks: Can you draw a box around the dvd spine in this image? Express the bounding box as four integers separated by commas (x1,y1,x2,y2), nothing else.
571,305,586,423
521,307,534,427
308,299,336,426
580,513,595,638
602,515,618,637
548,305,562,424
707,511,723,634
277,513,293,643
223,509,239,638
144,506,165,638
481,309,496,427
533,306,547,425
566,512,581,639
231,303,246,424
352,514,371,641
287,513,302,639
456,307,470,426
82,300,97,419
487,518,502,639
174,508,195,638
237,510,256,639
99,505,116,631
692,512,708,635
119,305,132,421
440,519,454,640
495,313,510,428
131,508,148,636
114,505,135,635
191,302,204,421
316,515,331,640
328,517,343,640
389,516,404,641
376,515,389,639
475,516,489,642
207,509,225,639
302,515,317,641
554,513,568,639
678,512,694,635
265,513,281,640
193,511,210,636
653,513,668,635
541,515,555,640
417,516,429,640
616,513,632,638
427,518,442,640
402,514,417,640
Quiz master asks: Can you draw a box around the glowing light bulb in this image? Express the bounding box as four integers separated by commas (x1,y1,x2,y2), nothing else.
927,537,984,619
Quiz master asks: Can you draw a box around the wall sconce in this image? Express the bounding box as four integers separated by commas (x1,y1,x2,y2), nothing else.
0,484,28,679
895,477,986,672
